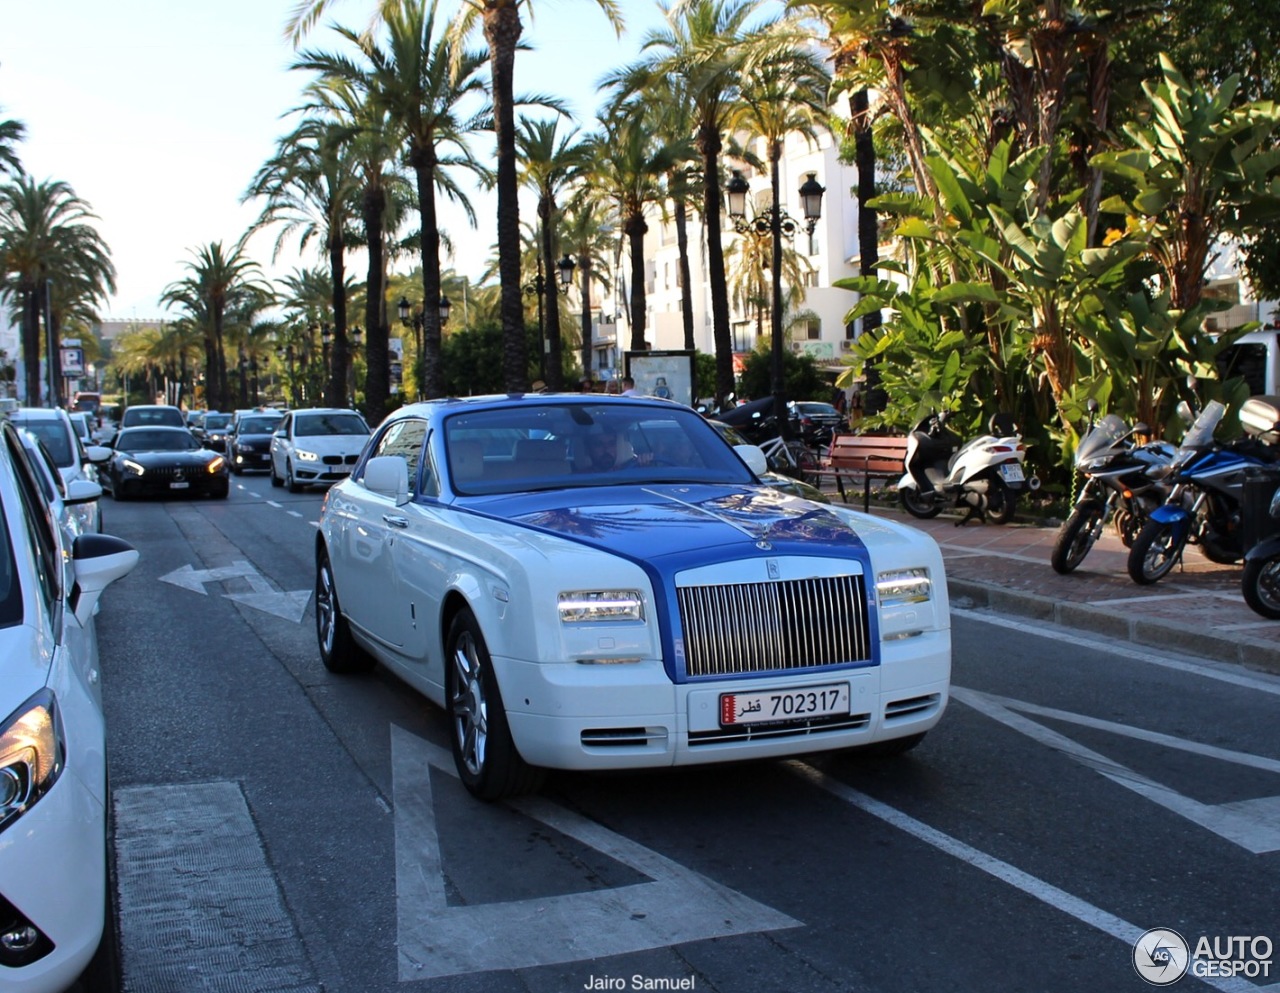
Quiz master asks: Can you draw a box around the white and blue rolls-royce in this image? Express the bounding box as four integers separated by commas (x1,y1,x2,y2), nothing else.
316,394,950,799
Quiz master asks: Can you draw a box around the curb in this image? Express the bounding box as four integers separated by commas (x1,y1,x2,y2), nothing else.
947,577,1280,676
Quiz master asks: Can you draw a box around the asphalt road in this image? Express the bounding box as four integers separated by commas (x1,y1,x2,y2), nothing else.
93,474,1280,993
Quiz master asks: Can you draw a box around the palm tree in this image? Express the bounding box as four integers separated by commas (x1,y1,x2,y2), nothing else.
588,106,684,353
517,117,591,389
558,195,616,382
287,0,625,393
0,109,24,176
624,0,765,405
298,0,489,401
160,241,270,413
0,176,115,405
244,118,363,400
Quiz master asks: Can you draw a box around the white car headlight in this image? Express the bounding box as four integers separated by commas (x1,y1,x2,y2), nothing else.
296,449,320,462
558,590,645,623
122,459,145,475
876,567,932,606
0,690,64,834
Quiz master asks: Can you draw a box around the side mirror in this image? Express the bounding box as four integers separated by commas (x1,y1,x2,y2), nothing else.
363,455,409,506
1086,398,1099,414
65,479,103,506
70,533,139,626
734,444,769,476
1176,401,1194,425
1133,422,1150,436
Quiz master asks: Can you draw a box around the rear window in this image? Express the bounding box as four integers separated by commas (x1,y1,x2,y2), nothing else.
122,407,186,428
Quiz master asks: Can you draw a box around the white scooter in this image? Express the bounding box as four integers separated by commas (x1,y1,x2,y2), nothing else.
898,411,1040,524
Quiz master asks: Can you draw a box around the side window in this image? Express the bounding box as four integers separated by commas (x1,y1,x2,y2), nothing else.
367,418,428,490
278,414,291,438
3,427,61,619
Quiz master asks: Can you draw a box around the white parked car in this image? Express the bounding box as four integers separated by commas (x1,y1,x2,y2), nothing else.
270,408,370,492
316,395,951,800
6,407,111,533
0,418,138,991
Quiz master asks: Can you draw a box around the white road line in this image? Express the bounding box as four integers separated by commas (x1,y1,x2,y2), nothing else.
952,606,1280,695
288,510,303,518
266,500,282,508
789,762,1260,993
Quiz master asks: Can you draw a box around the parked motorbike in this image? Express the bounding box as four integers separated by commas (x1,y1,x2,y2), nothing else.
1050,406,1176,574
898,411,1040,524
1127,399,1280,585
1237,397,1280,618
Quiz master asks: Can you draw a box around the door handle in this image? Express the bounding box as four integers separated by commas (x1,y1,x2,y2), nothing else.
383,514,409,529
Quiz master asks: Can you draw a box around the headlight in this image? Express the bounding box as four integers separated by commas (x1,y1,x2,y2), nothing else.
876,568,931,606
558,590,645,623
207,456,226,474
0,690,64,834
1270,487,1280,519
122,459,146,476
296,449,319,462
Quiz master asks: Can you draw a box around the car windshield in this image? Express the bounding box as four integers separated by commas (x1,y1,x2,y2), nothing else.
444,402,755,495
203,414,232,430
240,416,280,434
295,413,369,437
9,418,73,467
117,429,200,453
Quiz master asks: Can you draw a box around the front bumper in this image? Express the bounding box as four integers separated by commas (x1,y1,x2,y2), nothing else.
0,773,106,992
494,630,950,771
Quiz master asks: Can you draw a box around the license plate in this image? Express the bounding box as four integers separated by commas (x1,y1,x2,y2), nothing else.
720,683,849,726
999,463,1024,483
170,481,190,489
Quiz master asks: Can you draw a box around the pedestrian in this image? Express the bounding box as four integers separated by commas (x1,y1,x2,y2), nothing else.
620,376,639,396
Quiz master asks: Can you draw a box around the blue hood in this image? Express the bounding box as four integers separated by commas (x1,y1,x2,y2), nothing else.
464,483,864,561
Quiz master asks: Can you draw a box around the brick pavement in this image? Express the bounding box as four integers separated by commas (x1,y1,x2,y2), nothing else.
850,498,1280,674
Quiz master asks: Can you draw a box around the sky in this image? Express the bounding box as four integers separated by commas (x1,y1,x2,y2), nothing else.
0,0,748,322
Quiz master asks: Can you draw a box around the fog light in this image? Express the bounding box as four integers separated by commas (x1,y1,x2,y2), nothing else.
0,894,54,967
0,924,38,954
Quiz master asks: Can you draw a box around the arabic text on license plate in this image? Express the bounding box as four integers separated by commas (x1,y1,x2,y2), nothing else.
999,463,1024,482
720,684,849,726
170,481,190,489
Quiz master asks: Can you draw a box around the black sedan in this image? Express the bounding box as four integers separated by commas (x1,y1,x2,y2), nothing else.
102,426,230,500
226,412,283,475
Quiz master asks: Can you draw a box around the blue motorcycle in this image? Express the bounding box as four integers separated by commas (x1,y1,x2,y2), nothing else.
1127,400,1280,585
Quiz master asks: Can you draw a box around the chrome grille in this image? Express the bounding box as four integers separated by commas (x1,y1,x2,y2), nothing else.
677,574,871,677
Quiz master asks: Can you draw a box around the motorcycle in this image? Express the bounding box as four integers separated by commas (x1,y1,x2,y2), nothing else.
1237,397,1280,618
898,411,1040,524
1050,405,1176,574
1127,399,1280,585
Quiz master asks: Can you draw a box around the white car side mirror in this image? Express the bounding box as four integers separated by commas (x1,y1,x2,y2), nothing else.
85,444,112,464
66,478,103,505
70,533,139,626
363,455,409,506
734,444,769,476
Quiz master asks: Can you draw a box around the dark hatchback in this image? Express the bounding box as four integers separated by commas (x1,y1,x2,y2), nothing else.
226,412,284,474
102,426,229,500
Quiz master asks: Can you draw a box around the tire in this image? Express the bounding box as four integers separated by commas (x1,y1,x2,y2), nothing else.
1128,519,1184,585
785,441,821,485
899,486,942,519
985,478,1017,525
287,461,304,493
1199,526,1242,565
270,460,283,487
1051,501,1104,574
1242,556,1280,619
315,549,374,674
446,610,545,801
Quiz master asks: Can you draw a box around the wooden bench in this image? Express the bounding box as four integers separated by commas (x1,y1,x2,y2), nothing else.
814,434,910,512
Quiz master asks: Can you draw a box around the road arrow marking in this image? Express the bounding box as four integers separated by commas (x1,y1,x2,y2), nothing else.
392,726,799,980
954,686,1280,854
158,560,311,623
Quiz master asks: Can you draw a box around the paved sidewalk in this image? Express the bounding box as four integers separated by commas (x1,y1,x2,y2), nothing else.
854,499,1280,674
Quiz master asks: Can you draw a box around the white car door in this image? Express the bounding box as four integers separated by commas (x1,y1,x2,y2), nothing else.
334,418,428,650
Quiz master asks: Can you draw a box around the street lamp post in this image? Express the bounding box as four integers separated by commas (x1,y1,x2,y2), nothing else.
348,326,362,408
726,169,825,438
522,253,575,385
398,295,452,400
